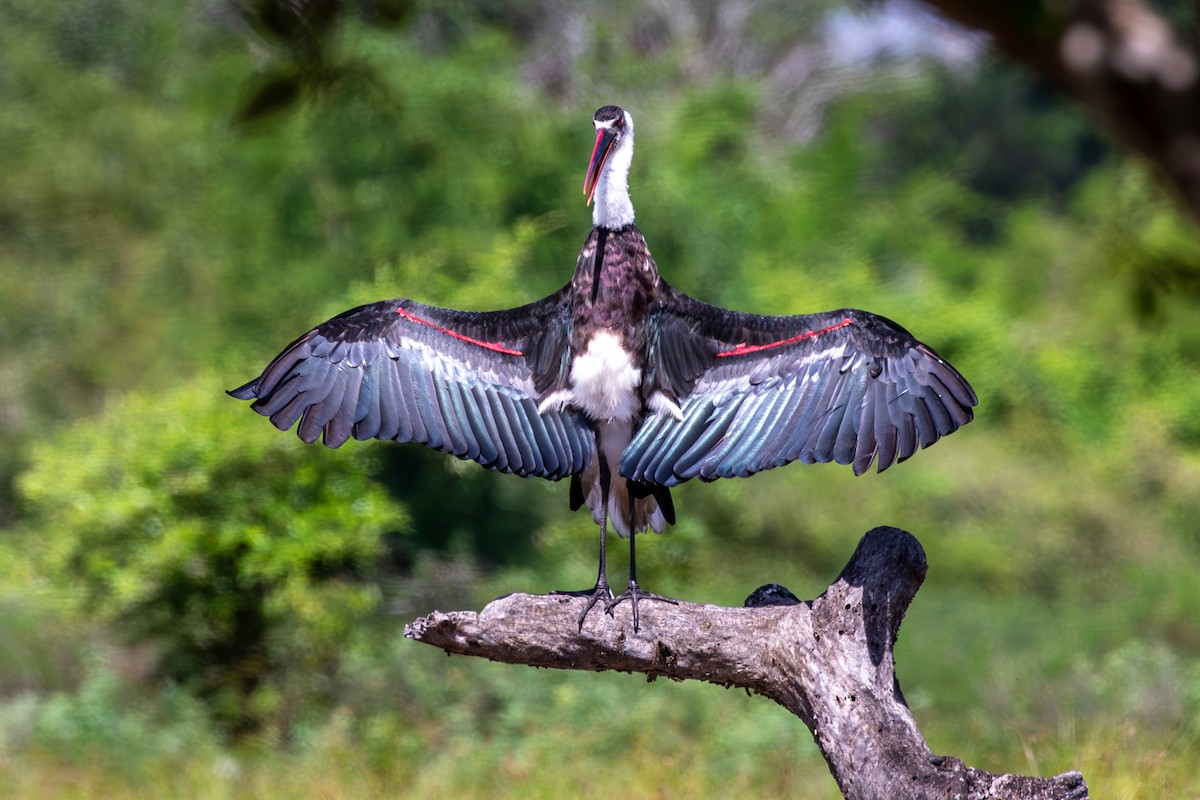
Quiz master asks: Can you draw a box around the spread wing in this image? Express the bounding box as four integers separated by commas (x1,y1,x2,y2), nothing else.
622,285,976,486
230,291,593,480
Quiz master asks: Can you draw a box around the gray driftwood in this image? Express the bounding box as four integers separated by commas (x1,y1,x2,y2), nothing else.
404,526,1088,800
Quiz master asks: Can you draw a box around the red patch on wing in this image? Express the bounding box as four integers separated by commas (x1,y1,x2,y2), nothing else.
716,317,853,358
395,307,524,356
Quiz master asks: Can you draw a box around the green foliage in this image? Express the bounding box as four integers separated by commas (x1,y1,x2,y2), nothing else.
14,376,406,734
0,656,216,763
2,0,1200,795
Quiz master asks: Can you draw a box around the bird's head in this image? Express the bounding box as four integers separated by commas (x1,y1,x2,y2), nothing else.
584,105,634,207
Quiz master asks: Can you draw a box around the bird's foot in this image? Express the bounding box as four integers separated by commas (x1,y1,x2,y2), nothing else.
605,581,678,633
550,582,614,631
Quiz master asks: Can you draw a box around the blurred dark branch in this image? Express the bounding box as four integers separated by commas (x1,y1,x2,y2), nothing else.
406,527,1088,800
921,0,1200,224
227,0,413,124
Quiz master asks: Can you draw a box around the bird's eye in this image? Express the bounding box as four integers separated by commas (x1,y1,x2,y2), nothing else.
614,118,624,128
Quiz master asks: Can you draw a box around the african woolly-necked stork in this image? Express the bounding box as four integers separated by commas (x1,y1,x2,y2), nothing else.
231,104,977,630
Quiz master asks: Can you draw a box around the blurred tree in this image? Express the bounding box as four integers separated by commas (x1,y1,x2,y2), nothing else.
228,0,415,125
15,376,407,735
864,65,1111,211
921,0,1200,225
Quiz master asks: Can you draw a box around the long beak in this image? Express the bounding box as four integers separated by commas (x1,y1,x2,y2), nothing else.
583,127,617,206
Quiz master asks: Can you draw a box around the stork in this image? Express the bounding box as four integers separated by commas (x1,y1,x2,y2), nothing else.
230,105,977,631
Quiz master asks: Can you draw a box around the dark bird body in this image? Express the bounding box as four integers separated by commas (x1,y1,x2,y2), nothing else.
231,105,977,629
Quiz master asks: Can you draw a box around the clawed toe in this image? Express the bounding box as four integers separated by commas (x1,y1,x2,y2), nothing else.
605,581,678,632
552,583,615,631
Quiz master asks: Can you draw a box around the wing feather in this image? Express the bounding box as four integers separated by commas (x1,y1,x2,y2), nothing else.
483,392,516,473
466,384,501,469
352,368,380,440
449,379,482,462
831,372,867,466
413,359,447,451
621,285,976,486
724,378,792,477
230,295,592,480
677,399,741,481
323,367,363,447
870,386,897,474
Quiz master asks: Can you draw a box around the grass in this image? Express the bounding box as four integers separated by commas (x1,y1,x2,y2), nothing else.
0,702,1196,798
2,568,1198,799
4,421,1200,798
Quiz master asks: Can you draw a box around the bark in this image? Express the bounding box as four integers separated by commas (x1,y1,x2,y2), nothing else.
404,526,1088,800
919,0,1200,225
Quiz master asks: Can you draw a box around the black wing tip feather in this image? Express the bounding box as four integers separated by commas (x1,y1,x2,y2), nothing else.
866,384,975,476
228,381,258,401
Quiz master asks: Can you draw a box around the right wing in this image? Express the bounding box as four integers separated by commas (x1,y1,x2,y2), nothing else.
229,291,593,481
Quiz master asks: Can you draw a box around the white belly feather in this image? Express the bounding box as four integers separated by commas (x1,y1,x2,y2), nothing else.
536,330,682,423
534,330,673,538
569,331,641,422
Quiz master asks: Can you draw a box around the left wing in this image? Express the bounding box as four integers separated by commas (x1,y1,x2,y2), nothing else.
621,284,977,486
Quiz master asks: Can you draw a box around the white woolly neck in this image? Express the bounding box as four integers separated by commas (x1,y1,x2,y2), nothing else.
592,111,635,230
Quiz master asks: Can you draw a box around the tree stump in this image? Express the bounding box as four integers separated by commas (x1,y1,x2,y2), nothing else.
404,526,1088,800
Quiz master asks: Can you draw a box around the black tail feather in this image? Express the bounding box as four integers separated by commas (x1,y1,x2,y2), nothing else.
629,480,675,526
569,473,585,511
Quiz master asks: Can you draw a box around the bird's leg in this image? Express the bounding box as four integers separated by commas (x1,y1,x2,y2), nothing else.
573,500,614,630
550,461,614,631
606,496,677,632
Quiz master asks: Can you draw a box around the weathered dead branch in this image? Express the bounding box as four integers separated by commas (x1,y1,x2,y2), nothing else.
405,526,1088,800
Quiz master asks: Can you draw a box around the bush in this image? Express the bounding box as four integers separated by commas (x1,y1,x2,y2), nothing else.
15,374,407,735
